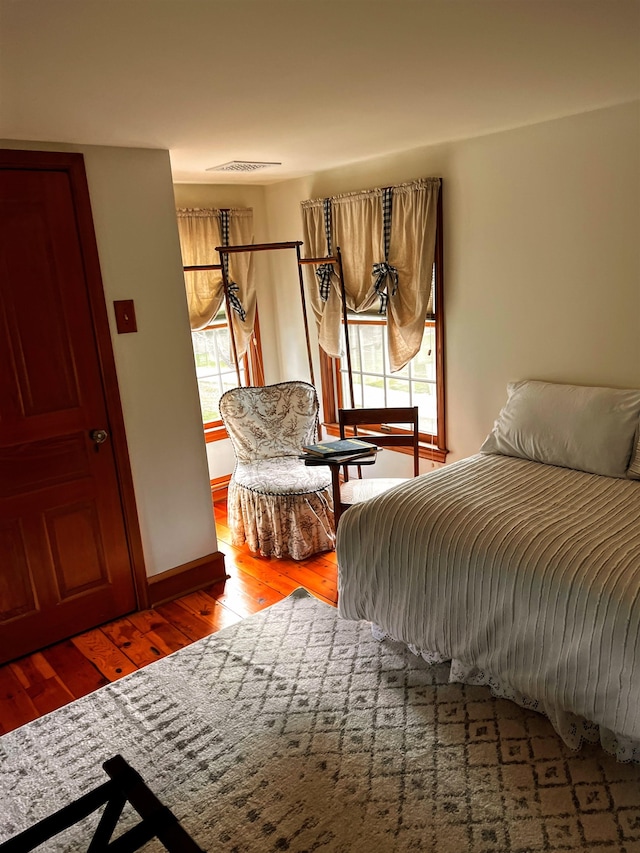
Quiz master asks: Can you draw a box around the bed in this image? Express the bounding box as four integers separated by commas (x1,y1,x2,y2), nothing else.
337,379,640,761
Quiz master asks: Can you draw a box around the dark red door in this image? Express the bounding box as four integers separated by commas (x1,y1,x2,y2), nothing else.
0,151,138,663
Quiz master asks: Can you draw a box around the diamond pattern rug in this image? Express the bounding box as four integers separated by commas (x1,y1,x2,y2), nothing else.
1,589,639,852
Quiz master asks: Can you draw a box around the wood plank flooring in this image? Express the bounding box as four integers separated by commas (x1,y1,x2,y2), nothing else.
0,498,337,736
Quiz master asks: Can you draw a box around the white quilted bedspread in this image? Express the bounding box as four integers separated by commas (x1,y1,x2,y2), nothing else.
337,453,640,760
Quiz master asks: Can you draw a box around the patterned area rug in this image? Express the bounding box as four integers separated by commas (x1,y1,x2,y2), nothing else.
1,589,640,852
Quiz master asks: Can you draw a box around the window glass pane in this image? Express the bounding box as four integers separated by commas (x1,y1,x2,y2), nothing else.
340,371,364,408
386,377,411,407
359,324,385,374
213,327,233,372
411,325,436,381
412,381,437,435
197,376,222,424
345,324,361,372
222,371,244,394
192,326,244,424
192,328,218,370
362,374,387,408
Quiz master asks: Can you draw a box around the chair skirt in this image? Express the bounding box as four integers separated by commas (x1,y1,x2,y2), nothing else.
227,457,335,560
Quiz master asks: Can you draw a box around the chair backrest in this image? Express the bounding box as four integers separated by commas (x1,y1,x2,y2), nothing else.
220,381,320,463
338,406,420,477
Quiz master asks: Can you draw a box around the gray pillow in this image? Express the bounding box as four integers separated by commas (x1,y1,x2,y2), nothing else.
480,379,640,479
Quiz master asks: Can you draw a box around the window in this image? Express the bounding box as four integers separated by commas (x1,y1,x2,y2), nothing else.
318,199,446,462
301,177,445,461
177,206,259,442
192,308,264,441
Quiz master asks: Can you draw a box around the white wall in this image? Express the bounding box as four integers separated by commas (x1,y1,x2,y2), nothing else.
262,101,640,465
2,140,218,577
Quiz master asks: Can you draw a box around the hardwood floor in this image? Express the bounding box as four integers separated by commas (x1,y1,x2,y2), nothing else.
0,498,338,736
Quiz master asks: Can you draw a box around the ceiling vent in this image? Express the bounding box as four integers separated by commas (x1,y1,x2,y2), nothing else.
206,160,282,173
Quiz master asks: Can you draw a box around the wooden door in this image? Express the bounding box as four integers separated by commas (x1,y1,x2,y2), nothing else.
0,150,143,664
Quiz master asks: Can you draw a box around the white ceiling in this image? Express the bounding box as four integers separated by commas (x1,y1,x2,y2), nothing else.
1,0,639,184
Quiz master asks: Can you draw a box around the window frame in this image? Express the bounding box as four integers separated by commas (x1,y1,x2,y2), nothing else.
318,190,446,463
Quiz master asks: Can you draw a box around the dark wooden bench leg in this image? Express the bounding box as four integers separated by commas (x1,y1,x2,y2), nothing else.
0,755,205,853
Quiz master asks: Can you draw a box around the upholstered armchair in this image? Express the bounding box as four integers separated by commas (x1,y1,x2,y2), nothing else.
219,381,335,560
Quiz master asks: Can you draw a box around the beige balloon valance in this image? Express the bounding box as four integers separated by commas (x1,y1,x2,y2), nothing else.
176,207,255,360
301,177,440,373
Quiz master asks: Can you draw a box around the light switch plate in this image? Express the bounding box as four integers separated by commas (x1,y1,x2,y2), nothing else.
114,300,137,334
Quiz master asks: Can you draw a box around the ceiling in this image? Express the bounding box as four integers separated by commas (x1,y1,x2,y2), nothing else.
1,0,639,185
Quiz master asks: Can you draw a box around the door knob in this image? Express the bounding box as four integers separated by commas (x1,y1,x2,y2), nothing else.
90,428,109,447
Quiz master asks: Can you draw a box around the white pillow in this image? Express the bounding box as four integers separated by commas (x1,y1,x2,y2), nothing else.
480,379,640,479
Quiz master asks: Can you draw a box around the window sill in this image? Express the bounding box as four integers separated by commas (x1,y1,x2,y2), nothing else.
204,425,229,443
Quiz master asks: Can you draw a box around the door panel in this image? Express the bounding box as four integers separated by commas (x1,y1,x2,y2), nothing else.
0,434,90,498
1,198,80,420
0,520,37,622
0,153,139,663
46,501,109,597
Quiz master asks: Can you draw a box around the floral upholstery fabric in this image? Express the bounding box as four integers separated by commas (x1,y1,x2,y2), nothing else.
220,382,335,560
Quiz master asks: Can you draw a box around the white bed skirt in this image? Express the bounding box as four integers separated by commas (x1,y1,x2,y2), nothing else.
370,623,640,763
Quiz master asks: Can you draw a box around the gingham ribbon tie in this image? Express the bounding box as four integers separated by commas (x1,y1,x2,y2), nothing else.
372,261,398,314
219,208,246,321
315,197,334,303
227,280,246,321
315,263,333,302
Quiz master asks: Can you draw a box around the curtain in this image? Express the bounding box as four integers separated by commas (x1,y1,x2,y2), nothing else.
301,178,440,373
176,208,255,360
